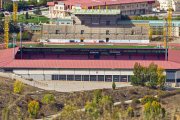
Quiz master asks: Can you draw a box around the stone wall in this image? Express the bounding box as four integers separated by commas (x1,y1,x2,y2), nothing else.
42,24,150,40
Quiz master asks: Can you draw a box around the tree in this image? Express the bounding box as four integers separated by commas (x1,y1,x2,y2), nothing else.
3,2,13,11
36,4,42,16
121,15,131,20
14,81,25,94
28,0,37,6
143,16,148,20
147,16,153,20
41,94,55,105
131,62,146,86
143,101,165,120
147,62,158,89
132,15,138,20
28,100,40,118
112,82,116,90
152,15,159,20
26,12,29,19
0,13,4,17
157,67,166,90
39,0,50,6
149,29,153,40
137,16,143,20
18,1,28,10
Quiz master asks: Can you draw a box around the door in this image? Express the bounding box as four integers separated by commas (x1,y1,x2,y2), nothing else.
81,38,84,42
106,38,109,43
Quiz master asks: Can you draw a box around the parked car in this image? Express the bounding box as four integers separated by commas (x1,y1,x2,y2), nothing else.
99,40,105,43
70,40,75,43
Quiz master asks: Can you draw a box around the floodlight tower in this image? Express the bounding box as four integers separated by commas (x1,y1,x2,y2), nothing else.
4,15,10,49
13,0,18,24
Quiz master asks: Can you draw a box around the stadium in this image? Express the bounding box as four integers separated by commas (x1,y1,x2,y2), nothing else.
0,45,180,86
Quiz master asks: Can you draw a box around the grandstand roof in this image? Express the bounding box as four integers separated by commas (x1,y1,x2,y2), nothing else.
0,47,180,70
47,0,155,7
70,9,121,15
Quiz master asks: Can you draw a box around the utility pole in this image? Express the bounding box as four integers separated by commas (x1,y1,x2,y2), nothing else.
12,33,17,59
20,23,23,59
165,22,168,61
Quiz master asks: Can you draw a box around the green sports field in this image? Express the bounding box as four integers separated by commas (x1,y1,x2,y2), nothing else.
19,44,157,48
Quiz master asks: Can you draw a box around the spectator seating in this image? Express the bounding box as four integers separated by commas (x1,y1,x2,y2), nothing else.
22,54,29,59
131,54,144,60
145,55,158,60
31,53,44,59
116,54,129,60
45,54,58,60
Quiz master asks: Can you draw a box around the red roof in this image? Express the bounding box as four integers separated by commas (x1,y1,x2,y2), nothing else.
1,47,180,70
0,47,19,67
47,0,155,7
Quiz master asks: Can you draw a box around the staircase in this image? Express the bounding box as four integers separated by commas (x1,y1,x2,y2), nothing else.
31,34,40,42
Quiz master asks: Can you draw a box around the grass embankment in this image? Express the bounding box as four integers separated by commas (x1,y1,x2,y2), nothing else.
19,44,157,48
11,14,50,23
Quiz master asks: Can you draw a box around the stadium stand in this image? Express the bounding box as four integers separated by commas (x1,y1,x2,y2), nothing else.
145,55,158,60
131,54,144,60
116,54,129,60
31,53,44,59
45,54,58,60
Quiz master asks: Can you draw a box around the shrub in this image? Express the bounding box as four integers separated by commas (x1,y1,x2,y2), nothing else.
35,42,43,47
35,21,39,25
143,101,165,120
41,94,55,105
92,89,102,104
141,95,159,105
126,107,134,117
157,92,170,98
25,20,28,25
129,89,137,94
14,81,25,94
112,82,116,90
132,97,140,104
46,20,49,24
0,13,4,17
2,108,9,120
28,100,40,118
24,94,33,103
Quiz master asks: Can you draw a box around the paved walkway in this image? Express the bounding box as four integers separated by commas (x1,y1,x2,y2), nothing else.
0,72,132,92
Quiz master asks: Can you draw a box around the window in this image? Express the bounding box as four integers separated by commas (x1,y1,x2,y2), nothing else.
59,75,66,81
113,75,119,82
81,21,85,25
106,21,110,25
81,30,84,34
106,30,110,35
67,75,74,81
52,75,58,80
120,75,127,82
105,75,112,82
56,30,59,34
75,75,81,81
56,7,58,9
82,75,89,81
98,75,104,81
137,5,138,7
90,75,96,81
